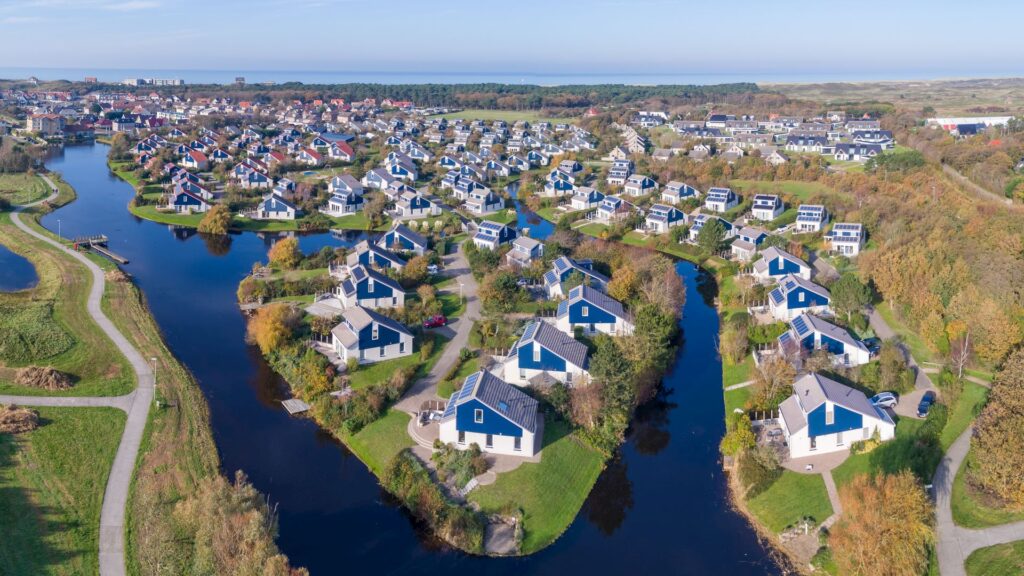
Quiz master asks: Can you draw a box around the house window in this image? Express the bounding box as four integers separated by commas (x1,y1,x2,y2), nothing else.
519,369,526,380
485,434,493,449
863,427,871,440
798,292,805,303
372,324,379,340
533,345,541,362
582,306,589,317
826,406,834,426
379,347,385,358
399,342,405,354
810,436,817,451
368,279,375,292
474,409,484,424
458,431,466,444
836,431,844,446
514,437,521,452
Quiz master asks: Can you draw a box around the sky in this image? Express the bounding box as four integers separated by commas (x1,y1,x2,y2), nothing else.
0,0,1022,79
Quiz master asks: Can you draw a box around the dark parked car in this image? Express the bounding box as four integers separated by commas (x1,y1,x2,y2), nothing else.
917,391,936,418
864,337,882,356
423,314,447,329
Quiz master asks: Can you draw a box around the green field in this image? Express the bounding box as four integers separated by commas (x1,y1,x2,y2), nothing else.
746,470,833,532
730,179,844,202
469,418,605,554
0,173,50,205
347,333,449,391
435,109,575,125
965,540,1024,576
343,409,415,476
128,202,379,232
0,212,133,397
0,407,126,575
481,210,518,225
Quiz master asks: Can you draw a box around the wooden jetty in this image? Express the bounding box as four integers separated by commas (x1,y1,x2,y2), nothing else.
72,234,129,264
281,398,311,415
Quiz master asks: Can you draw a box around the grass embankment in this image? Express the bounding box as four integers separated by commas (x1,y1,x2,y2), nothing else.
0,406,125,575
0,208,133,397
343,409,415,476
348,333,449,391
0,173,51,205
468,417,605,554
481,210,517,225
15,181,284,573
746,471,834,532
965,541,1024,576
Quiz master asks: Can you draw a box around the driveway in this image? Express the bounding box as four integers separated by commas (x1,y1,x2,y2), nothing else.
0,179,154,576
395,240,480,412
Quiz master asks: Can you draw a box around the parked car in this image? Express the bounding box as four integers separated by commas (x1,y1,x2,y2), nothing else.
427,264,439,275
516,278,530,287
863,337,882,356
870,391,899,409
917,391,936,418
423,314,447,329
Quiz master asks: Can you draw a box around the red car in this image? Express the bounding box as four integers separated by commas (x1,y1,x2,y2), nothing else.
423,314,447,329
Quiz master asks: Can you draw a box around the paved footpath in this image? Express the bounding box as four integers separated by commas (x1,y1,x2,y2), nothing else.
0,178,154,576
395,241,480,413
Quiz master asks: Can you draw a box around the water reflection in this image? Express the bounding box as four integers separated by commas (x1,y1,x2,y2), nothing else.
0,244,38,292
200,232,233,257
584,454,634,536
629,387,677,457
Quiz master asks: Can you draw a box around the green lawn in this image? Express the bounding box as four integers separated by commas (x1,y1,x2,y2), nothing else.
575,223,609,237
730,179,843,202
875,302,935,364
343,409,415,476
965,541,1024,576
347,333,449,391
746,471,833,532
482,210,517,225
438,357,480,399
940,382,988,451
438,291,466,318
435,109,575,125
535,207,583,223
723,355,754,388
129,202,380,233
0,407,125,575
724,386,752,417
0,173,50,205
832,418,926,488
952,451,1024,528
0,214,133,397
468,417,605,554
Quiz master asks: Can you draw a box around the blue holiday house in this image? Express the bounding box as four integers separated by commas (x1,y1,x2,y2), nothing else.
768,274,832,321
439,370,542,457
555,285,634,336
502,321,590,387
330,306,414,365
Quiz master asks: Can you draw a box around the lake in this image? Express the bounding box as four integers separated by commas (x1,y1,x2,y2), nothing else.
41,143,779,575
0,243,39,292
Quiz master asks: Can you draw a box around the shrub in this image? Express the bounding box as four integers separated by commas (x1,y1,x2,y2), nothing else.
245,303,300,355
720,413,755,456
738,446,782,497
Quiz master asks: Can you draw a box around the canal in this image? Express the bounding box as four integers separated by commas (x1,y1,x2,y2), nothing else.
40,143,779,575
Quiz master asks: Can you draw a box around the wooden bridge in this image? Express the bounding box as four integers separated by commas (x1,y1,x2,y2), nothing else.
72,234,129,264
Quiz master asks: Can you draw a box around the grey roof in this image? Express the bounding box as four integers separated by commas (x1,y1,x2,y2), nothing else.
441,370,539,433
341,264,403,297
517,321,589,369
561,284,627,319
339,305,411,336
792,373,892,425
513,236,541,251
384,223,428,248
779,395,807,434
346,240,407,267
799,314,869,354
753,246,809,275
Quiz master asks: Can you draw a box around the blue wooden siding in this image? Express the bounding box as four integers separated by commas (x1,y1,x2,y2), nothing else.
787,287,828,310
456,399,524,437
768,257,802,276
356,278,394,300
357,323,403,349
517,342,567,372
808,404,863,437
567,301,616,324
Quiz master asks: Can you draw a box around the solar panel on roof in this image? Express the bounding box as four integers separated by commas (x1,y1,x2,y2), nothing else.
793,316,809,335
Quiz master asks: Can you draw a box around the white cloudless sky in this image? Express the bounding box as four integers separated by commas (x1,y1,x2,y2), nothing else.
0,0,1021,76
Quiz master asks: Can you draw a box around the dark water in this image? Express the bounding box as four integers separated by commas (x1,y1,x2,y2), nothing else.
41,143,779,575
507,181,555,240
0,243,38,292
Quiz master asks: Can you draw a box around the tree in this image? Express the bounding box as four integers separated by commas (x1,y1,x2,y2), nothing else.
749,357,795,411
719,326,748,365
401,255,429,287
831,471,933,576
197,204,232,235
478,271,525,313
267,237,301,269
246,303,299,355
969,348,1024,506
696,218,726,254
830,273,871,323
720,413,755,456
607,266,639,302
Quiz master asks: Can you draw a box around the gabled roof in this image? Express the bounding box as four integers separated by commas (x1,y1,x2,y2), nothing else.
340,305,411,336
791,313,868,355
772,274,830,303
752,246,809,275
382,222,427,248
348,240,407,267
515,321,589,369
782,373,893,435
558,284,627,320
340,264,403,297
440,370,539,433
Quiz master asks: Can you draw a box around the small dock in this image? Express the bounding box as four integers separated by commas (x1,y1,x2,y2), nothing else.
72,234,129,264
281,398,311,415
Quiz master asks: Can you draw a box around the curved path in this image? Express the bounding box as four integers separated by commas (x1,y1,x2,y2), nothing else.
0,176,153,576
395,240,480,412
